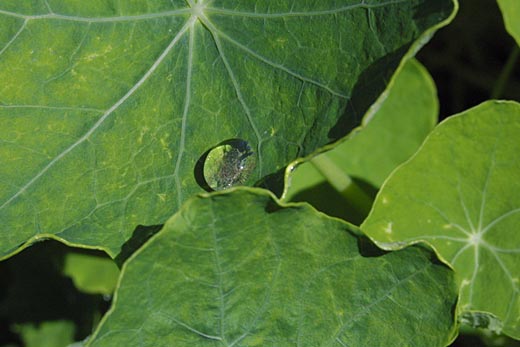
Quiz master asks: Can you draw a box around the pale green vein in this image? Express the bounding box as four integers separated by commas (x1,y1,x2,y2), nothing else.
0,19,27,57
467,246,480,306
487,244,520,254
488,251,519,323
0,16,195,211
204,0,407,18
0,8,191,22
481,208,520,236
412,197,472,237
329,262,430,347
405,235,468,244
0,140,49,158
477,139,499,232
0,104,103,112
53,173,177,239
43,0,53,14
44,22,92,85
457,184,476,232
296,259,359,346
450,243,472,265
198,15,264,176
204,19,348,99
229,237,282,347
157,312,222,341
208,203,227,344
173,20,195,206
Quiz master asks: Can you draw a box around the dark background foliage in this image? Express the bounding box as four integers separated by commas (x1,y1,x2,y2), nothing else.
418,0,520,121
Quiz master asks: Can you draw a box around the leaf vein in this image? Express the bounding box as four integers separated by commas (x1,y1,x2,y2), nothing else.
0,8,191,23
207,22,348,98
174,21,195,206
200,16,264,175
0,19,27,58
0,17,194,211
204,0,408,19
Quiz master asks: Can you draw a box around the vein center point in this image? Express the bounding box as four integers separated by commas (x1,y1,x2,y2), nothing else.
468,232,482,246
190,3,206,18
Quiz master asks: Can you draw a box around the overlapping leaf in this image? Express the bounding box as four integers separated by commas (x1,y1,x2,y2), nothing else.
497,0,520,45
87,189,457,346
0,0,456,258
362,101,520,338
284,58,438,222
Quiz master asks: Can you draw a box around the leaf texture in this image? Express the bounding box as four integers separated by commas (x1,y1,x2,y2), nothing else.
0,0,455,257
88,188,458,347
362,101,520,338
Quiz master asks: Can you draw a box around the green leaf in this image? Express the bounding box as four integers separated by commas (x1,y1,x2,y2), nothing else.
497,0,520,45
284,58,438,221
0,0,456,258
63,253,120,295
12,320,75,347
87,188,457,346
361,101,520,339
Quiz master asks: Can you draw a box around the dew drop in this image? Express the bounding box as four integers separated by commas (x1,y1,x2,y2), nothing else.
201,139,256,191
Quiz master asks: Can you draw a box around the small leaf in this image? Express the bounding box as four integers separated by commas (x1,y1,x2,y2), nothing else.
63,253,120,295
285,58,438,222
87,189,457,347
362,101,520,339
12,320,75,347
497,0,520,45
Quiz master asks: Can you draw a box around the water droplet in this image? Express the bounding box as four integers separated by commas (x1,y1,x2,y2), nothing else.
201,139,256,191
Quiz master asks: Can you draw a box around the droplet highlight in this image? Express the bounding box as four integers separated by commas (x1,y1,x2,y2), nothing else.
202,139,256,191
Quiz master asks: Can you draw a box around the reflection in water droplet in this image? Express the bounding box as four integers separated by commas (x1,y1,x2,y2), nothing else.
202,139,256,191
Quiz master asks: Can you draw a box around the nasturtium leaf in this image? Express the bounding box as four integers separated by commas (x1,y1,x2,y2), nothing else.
362,101,520,339
63,253,120,295
284,58,438,221
497,0,520,45
87,188,458,347
0,0,456,258
12,320,75,347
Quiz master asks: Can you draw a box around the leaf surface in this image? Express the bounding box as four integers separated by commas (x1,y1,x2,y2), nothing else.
87,188,457,347
0,0,456,257
284,59,438,222
63,252,120,295
362,101,520,338
13,320,75,347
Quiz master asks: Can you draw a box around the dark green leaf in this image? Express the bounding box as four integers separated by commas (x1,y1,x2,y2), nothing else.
87,188,457,346
0,0,456,257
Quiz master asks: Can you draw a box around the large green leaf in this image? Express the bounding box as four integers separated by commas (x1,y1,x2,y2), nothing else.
284,58,438,222
497,0,520,45
0,0,456,258
362,101,520,339
87,188,458,346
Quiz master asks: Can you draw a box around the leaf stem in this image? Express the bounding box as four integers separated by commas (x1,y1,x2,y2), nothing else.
491,44,520,99
310,155,374,216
